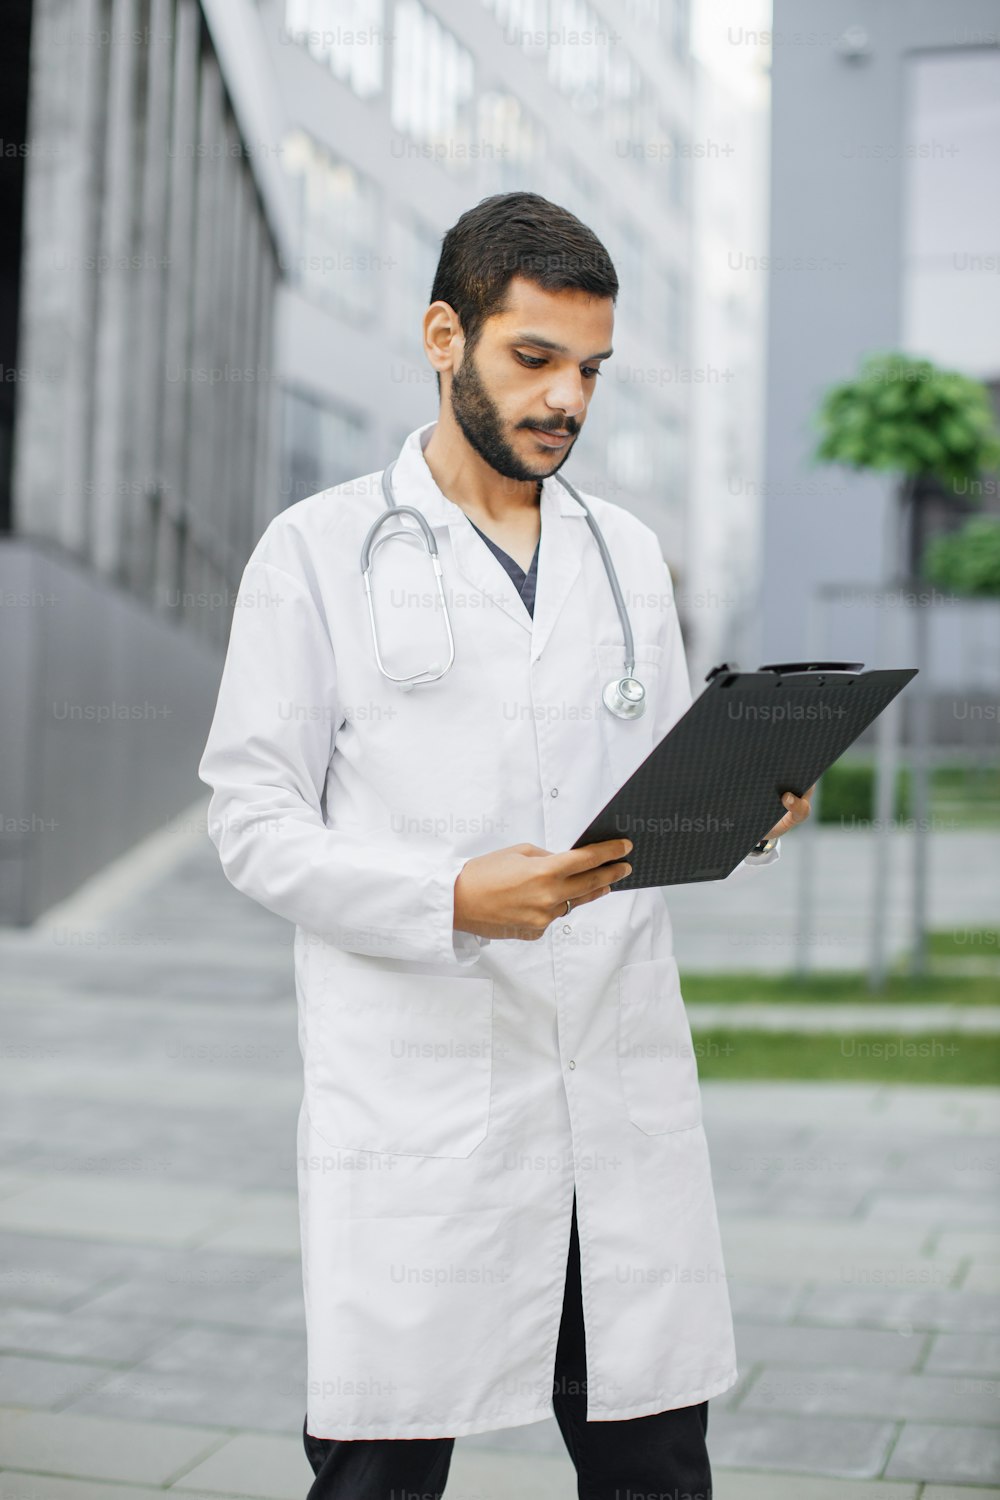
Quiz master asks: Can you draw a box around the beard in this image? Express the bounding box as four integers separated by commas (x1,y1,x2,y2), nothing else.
449,343,579,483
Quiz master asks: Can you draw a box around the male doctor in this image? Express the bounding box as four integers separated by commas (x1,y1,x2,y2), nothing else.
198,191,812,1500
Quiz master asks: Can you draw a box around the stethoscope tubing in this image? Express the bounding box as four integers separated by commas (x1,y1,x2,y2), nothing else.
361,459,643,710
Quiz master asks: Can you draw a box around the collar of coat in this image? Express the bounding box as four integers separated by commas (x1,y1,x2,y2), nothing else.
390,421,592,650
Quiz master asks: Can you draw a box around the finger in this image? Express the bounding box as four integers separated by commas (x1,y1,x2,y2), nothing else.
779,792,809,825
559,884,612,914
563,859,632,902
547,839,633,879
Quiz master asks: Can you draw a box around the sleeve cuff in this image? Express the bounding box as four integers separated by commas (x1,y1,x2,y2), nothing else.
742,838,781,867
433,848,490,965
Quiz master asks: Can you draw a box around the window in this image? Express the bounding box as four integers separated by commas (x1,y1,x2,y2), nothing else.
387,212,441,357
480,0,550,52
283,0,385,99
282,130,380,323
476,91,546,193
391,1,476,173
672,0,689,65
282,387,367,504
663,265,686,354
649,408,686,507
606,387,654,492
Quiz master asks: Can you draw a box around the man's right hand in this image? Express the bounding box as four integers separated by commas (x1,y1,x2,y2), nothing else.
453,838,634,942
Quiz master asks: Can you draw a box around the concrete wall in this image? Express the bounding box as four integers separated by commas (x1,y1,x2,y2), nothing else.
3,0,284,923
0,538,222,924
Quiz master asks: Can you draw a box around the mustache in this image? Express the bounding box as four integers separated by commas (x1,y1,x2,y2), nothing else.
519,418,581,435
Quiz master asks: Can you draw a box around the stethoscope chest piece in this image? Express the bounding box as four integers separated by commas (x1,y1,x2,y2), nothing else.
603,676,647,720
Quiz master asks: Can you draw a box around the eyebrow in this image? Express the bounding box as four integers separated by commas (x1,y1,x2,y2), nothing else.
510,332,614,360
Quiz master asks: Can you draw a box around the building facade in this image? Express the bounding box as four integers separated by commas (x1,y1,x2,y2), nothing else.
1,0,286,922
761,0,1000,739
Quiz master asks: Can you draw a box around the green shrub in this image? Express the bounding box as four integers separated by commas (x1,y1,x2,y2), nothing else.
817,761,911,824
923,516,1000,597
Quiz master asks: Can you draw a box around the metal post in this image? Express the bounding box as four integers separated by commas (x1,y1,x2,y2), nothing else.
910,579,930,976
868,482,905,992
795,588,825,978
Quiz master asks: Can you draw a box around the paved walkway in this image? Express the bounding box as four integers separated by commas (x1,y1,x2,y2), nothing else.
0,802,997,1498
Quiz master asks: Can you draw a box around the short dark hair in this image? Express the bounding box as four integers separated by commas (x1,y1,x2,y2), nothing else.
428,192,618,393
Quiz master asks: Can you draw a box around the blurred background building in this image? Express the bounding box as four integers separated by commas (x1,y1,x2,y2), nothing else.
4,0,774,923
2,0,998,924
762,0,1000,738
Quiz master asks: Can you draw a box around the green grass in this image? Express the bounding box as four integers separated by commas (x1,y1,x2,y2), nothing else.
692,1030,1000,1085
925,927,1000,960
681,967,1000,1005
817,759,1000,828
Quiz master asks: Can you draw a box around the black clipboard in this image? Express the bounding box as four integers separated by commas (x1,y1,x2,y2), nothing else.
571,661,918,888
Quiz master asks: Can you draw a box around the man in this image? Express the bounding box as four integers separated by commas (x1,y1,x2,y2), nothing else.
198,192,811,1499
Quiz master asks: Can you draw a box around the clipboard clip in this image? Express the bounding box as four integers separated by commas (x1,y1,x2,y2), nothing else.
757,660,865,675
704,662,740,682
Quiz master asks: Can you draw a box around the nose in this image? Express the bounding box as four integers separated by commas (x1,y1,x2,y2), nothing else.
543,370,587,421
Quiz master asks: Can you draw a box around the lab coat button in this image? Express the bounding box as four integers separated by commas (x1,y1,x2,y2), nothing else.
550,788,559,797
568,1059,576,1070
562,925,572,934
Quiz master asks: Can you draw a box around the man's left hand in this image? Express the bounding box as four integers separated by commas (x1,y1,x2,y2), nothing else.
764,783,816,842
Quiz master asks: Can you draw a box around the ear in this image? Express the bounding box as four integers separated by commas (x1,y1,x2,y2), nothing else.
424,300,465,382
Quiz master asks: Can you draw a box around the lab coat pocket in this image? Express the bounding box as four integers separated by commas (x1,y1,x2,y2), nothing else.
616,957,702,1134
308,966,494,1158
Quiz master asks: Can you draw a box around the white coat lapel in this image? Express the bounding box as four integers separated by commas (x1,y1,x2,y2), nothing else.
388,424,590,653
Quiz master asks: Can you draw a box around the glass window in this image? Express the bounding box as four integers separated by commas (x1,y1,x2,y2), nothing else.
281,387,368,505
606,386,654,492
545,0,605,117
283,0,385,99
476,91,546,194
611,221,642,327
391,2,476,173
658,411,686,508
657,114,687,212
480,0,550,51
902,48,1000,381
282,129,380,323
663,265,685,354
672,0,689,64
387,212,441,358
560,151,600,213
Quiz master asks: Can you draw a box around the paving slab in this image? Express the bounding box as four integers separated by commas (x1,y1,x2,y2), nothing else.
732,1321,925,1373
714,1477,920,1500
0,1477,170,1500
796,1284,1000,1333
922,1489,1000,1500
62,1325,306,1434
0,1407,222,1487
445,1445,578,1500
739,1362,1000,1423
884,1422,1000,1484
925,1331,1000,1375
0,1174,249,1249
0,1355,112,1410
169,1430,317,1498
0,1305,176,1363
707,1410,897,1477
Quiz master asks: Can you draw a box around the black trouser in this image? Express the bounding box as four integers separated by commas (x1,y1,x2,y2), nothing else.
303,1194,712,1500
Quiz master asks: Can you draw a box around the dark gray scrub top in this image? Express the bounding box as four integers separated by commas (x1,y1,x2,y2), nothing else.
467,517,540,619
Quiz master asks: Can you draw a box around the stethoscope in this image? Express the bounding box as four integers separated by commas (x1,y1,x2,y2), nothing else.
360,459,647,720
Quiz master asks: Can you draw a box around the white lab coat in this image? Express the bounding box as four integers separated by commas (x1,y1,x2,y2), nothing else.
197,421,779,1441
